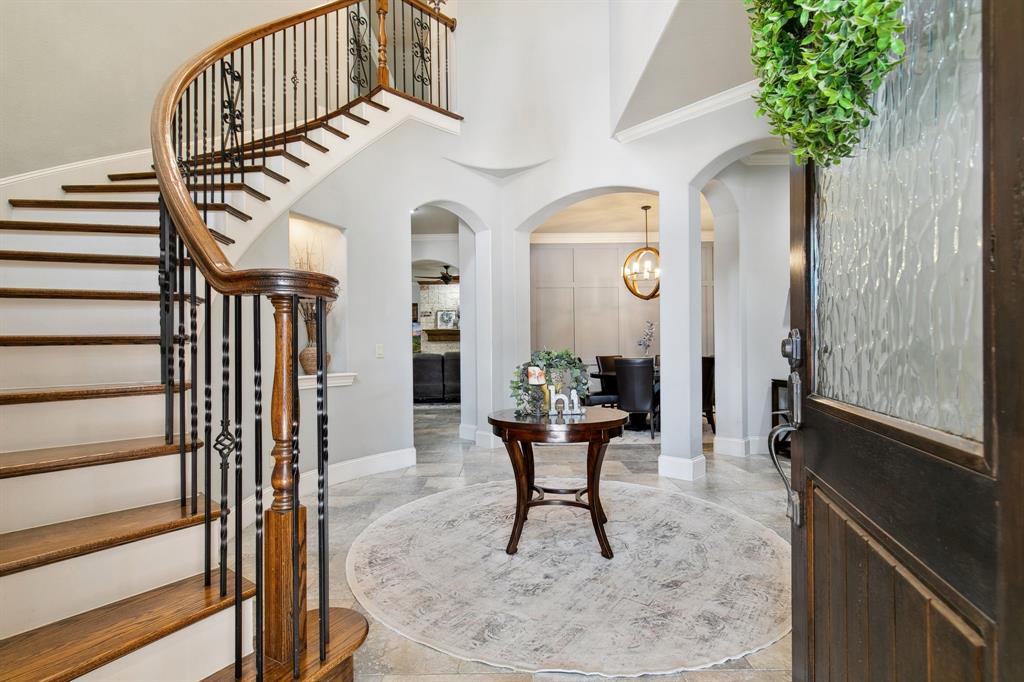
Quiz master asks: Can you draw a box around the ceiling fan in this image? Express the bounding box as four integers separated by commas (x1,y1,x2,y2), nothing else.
417,264,459,285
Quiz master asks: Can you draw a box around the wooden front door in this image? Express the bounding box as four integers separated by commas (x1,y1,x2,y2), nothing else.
782,2,1022,680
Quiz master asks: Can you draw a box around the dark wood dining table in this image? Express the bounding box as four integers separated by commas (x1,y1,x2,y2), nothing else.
488,408,628,559
589,367,659,431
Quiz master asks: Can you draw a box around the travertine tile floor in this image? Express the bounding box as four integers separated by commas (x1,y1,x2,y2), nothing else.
242,405,793,681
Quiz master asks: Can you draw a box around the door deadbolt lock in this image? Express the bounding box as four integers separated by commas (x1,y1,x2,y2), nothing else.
781,328,803,369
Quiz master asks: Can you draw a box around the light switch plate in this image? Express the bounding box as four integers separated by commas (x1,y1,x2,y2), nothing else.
375,344,384,358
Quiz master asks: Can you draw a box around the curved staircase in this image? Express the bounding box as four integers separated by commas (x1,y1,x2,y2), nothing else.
0,0,459,679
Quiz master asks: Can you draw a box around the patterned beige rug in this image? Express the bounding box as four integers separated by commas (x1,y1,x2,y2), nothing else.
346,479,791,676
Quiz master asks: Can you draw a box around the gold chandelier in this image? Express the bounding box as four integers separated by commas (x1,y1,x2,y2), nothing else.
622,205,660,300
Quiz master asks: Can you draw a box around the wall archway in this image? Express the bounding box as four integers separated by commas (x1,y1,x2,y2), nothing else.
686,138,791,457
412,199,496,447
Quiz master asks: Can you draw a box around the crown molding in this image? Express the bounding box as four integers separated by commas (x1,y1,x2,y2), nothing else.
613,80,760,144
742,151,792,166
530,231,660,245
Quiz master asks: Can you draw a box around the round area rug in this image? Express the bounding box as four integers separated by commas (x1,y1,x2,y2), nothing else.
346,478,791,676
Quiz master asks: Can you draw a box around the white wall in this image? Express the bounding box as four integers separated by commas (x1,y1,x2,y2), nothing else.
530,243,661,364
289,214,349,371
0,0,323,176
608,0,679,131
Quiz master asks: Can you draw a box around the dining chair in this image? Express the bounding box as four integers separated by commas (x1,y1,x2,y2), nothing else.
702,356,716,433
615,357,658,438
588,355,621,407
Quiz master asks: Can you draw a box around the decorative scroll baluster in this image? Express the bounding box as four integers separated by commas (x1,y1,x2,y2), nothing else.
216,297,233,597
412,11,431,101
221,58,243,193
348,5,370,96
158,198,174,444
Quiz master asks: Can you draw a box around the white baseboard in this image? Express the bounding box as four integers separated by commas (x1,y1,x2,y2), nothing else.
0,148,151,187
713,436,749,457
239,446,416,527
658,454,707,481
712,435,770,457
476,430,501,449
747,436,770,455
459,423,477,441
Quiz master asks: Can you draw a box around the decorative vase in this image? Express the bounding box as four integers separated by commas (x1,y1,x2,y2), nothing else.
299,318,331,375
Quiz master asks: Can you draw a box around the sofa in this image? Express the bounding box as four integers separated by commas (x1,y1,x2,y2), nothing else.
413,352,461,402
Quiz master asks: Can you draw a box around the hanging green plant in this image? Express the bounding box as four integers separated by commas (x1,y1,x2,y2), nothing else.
747,0,906,166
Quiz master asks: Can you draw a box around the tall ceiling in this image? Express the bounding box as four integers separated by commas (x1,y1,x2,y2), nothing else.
615,0,754,133
533,192,714,235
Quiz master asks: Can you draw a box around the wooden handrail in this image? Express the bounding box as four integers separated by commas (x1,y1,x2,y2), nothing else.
151,0,456,298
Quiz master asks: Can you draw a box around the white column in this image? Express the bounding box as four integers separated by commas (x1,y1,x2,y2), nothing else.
705,180,749,456
458,222,478,441
657,185,706,480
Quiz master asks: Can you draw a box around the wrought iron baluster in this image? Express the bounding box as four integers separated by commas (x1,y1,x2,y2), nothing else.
233,296,243,678
315,296,329,659
202,71,209,222
444,17,449,110
405,0,409,92
303,20,309,135
335,11,340,108
348,4,370,96
262,37,267,168
204,280,213,585
293,25,298,135
290,294,301,679
221,57,243,200
190,260,199,515
253,295,265,682
158,197,172,443
177,235,186,506
216,296,233,597
412,10,432,101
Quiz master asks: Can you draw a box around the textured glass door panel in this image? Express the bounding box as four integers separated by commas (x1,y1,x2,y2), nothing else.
812,0,983,440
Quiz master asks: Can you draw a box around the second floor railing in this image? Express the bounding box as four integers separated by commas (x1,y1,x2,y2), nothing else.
151,0,457,678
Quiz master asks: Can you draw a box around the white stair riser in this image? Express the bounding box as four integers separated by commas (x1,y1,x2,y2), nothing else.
79,598,254,682
0,454,183,533
0,231,159,256
0,392,182,451
58,189,248,206
1,261,161,290
0,299,164,335
0,523,215,638
0,345,162,389
8,208,230,231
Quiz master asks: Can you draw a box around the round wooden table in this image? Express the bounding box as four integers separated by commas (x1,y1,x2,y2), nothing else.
488,408,628,559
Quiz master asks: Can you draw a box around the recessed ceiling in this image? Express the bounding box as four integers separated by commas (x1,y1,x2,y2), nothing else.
533,192,714,234
411,206,459,234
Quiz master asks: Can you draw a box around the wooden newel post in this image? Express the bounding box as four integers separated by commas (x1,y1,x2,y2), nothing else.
376,0,390,86
266,295,307,664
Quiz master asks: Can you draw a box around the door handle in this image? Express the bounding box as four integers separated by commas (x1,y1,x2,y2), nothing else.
770,329,804,528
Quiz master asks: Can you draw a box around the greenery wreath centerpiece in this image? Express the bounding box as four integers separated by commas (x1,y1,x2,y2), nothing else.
747,0,906,166
510,350,590,416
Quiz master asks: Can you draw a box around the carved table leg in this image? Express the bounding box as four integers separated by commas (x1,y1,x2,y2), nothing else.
522,441,536,519
504,439,529,555
586,439,613,559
